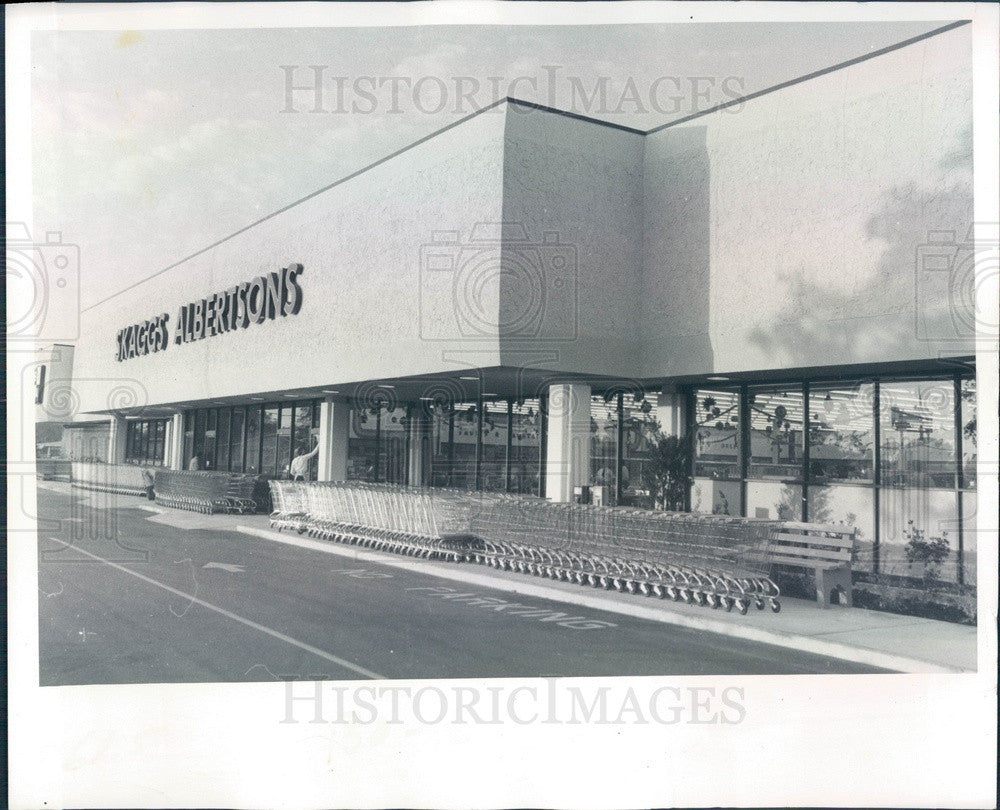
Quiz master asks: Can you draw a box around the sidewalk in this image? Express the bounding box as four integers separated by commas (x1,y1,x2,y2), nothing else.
44,482,979,674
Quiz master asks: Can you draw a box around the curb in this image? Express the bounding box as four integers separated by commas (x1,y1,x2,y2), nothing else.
235,525,968,675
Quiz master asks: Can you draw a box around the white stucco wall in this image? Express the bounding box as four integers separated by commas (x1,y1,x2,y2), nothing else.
71,28,975,416
499,102,645,380
639,25,974,377
72,106,508,413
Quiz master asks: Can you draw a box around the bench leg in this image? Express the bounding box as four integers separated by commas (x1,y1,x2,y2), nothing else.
816,566,853,608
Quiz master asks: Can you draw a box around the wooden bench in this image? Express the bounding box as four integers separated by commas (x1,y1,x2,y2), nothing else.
771,522,857,608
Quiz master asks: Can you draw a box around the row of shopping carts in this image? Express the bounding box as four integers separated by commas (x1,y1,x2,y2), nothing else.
154,470,260,514
467,497,781,614
268,481,782,615
269,481,500,562
70,462,148,497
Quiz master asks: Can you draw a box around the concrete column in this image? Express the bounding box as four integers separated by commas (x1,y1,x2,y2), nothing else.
407,411,429,486
656,387,687,438
544,383,592,502
317,398,350,481
107,416,128,464
168,413,185,470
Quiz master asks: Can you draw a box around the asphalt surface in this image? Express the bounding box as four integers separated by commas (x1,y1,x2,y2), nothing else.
37,487,886,685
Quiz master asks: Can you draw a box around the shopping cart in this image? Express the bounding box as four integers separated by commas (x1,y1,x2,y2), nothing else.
468,498,781,614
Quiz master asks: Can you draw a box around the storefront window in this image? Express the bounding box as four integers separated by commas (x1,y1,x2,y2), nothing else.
480,400,509,492
510,398,541,495
276,407,292,477
244,407,261,473
747,386,804,481
205,410,218,469
293,401,318,480
230,408,245,472
808,383,875,482
692,389,740,480
808,484,875,572
193,409,207,466
960,378,976,489
590,394,618,503
260,407,278,475
347,403,378,481
621,391,661,509
124,419,169,466
449,401,479,490
879,380,956,489
380,405,408,484
429,406,453,487
216,410,230,471
879,486,959,581
747,481,802,521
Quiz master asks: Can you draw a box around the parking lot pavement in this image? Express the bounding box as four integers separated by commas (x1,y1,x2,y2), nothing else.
36,486,892,685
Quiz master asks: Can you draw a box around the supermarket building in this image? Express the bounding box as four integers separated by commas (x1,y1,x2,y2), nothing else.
64,23,979,583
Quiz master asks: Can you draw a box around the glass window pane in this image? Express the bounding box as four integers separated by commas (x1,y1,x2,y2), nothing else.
381,405,408,485
183,412,194,467
276,406,292,477
748,386,804,480
510,398,541,494
808,484,875,572
879,380,956,489
429,407,453,488
480,400,509,492
879,486,959,582
808,383,875,482
621,390,665,509
193,410,207,467
747,480,802,521
230,408,246,472
590,394,619,502
960,378,976,489
449,401,479,490
692,389,740,480
292,403,317,481
244,407,261,474
961,490,977,582
348,402,379,481
216,409,230,471
204,409,219,470
261,407,279,475
691,478,740,516
154,421,165,466
125,423,136,462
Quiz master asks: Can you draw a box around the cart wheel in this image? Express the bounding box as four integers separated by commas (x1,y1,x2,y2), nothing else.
652,584,664,598
679,589,691,603
755,598,766,610
770,598,781,613
707,594,719,608
736,599,749,615
723,596,733,612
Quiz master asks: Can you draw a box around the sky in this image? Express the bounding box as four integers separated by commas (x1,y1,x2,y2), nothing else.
30,21,949,323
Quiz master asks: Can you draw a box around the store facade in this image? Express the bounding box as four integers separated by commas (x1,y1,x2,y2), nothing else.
68,24,979,584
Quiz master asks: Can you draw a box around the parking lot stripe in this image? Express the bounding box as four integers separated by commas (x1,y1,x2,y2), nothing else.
47,537,385,680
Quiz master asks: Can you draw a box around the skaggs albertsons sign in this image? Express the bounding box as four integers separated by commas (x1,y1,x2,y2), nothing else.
116,264,304,362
